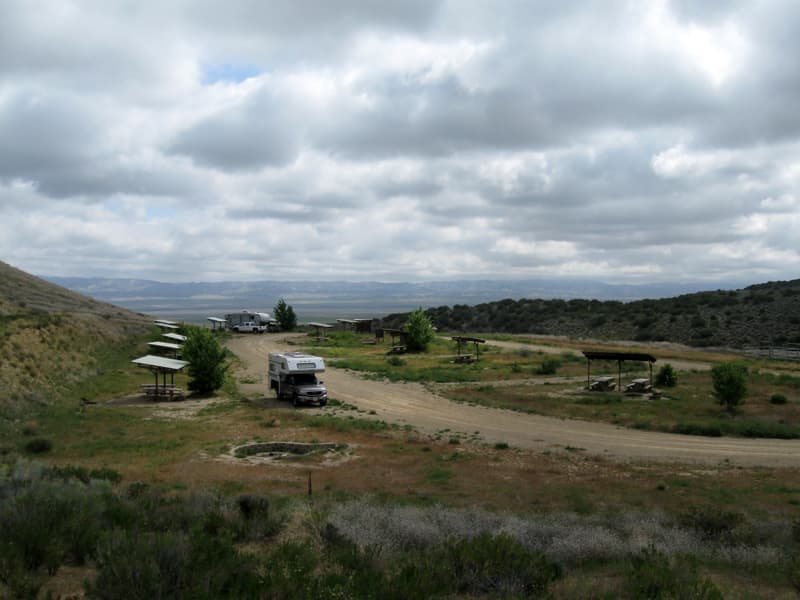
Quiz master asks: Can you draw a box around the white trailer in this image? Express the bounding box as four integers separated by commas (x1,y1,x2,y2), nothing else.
268,352,328,407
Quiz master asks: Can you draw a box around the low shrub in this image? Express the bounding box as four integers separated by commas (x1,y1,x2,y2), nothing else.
655,364,678,388
723,420,800,439
396,533,561,599
790,553,800,594
770,393,788,405
625,546,722,599
712,362,748,413
672,423,723,437
24,437,52,454
90,467,122,483
236,494,283,541
537,357,561,375
88,529,262,599
679,506,744,542
0,481,107,576
45,465,122,484
47,464,91,483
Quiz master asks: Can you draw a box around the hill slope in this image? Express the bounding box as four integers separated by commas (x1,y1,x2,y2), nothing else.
383,279,800,348
0,260,152,420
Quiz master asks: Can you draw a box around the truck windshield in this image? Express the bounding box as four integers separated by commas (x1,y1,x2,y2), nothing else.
294,374,318,385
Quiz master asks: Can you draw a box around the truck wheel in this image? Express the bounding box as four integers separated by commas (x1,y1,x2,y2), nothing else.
319,399,327,407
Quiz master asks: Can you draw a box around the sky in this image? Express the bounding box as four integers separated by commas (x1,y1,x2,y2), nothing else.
1,0,799,285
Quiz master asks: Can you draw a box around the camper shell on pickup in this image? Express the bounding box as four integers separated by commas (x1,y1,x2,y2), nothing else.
268,352,328,407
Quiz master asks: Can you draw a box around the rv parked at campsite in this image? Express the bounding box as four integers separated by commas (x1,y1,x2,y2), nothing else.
268,352,328,407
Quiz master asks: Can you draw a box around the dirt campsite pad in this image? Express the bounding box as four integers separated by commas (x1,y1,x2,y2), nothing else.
226,333,800,467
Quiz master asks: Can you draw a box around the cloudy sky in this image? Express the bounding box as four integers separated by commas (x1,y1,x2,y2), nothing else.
1,1,798,285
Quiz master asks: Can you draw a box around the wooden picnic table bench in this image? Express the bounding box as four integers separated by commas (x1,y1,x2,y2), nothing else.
387,345,407,355
141,384,185,401
625,378,652,393
589,376,616,391
454,354,475,364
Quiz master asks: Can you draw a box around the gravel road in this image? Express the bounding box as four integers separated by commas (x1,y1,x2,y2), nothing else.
226,333,800,467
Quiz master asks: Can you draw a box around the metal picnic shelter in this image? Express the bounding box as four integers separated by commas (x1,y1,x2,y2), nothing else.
582,350,657,391
132,355,189,400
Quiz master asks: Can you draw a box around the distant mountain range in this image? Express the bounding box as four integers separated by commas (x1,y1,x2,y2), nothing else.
43,276,747,323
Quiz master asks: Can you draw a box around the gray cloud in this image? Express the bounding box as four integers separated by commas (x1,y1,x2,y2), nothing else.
0,0,798,285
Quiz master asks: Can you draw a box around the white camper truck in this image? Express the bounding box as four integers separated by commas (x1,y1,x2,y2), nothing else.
225,311,277,331
268,352,328,407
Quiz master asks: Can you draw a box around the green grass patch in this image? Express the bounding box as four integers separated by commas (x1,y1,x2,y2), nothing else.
304,333,591,383
425,465,453,484
305,414,397,433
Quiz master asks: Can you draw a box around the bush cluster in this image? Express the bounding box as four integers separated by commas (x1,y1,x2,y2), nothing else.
2,471,797,598
770,393,788,405
711,362,748,412
0,467,283,598
625,546,722,599
536,357,561,375
655,363,678,388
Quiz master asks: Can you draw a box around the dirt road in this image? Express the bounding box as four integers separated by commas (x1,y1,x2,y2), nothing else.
485,338,712,372
227,334,800,467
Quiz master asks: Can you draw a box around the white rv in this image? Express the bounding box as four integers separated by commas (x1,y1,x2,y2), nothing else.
268,352,328,407
225,311,277,331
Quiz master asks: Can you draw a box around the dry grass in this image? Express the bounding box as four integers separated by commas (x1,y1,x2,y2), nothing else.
0,260,151,426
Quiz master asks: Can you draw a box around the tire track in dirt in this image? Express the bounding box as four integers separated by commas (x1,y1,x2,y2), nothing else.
226,334,800,467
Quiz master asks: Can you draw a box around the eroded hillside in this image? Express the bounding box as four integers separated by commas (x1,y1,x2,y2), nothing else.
0,261,152,420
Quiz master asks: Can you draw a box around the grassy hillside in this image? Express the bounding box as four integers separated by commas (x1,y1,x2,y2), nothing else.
383,279,800,348
0,260,152,423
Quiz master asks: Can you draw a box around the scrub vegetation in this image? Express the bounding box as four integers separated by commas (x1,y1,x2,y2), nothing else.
382,279,800,348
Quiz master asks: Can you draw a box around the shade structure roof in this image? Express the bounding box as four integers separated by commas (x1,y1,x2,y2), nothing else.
582,350,657,363
132,355,189,371
307,322,333,328
207,317,226,323
147,341,182,351
451,336,486,343
163,333,187,342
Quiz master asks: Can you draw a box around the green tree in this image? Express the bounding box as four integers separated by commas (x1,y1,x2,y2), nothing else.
655,363,678,387
273,299,297,332
711,362,747,413
404,308,435,352
181,325,228,395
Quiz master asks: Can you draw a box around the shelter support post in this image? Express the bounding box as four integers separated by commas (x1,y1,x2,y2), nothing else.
587,359,591,389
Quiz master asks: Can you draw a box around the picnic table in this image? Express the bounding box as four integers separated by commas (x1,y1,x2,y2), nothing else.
454,354,475,364
140,384,185,401
625,378,652,393
387,345,407,355
589,376,616,391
